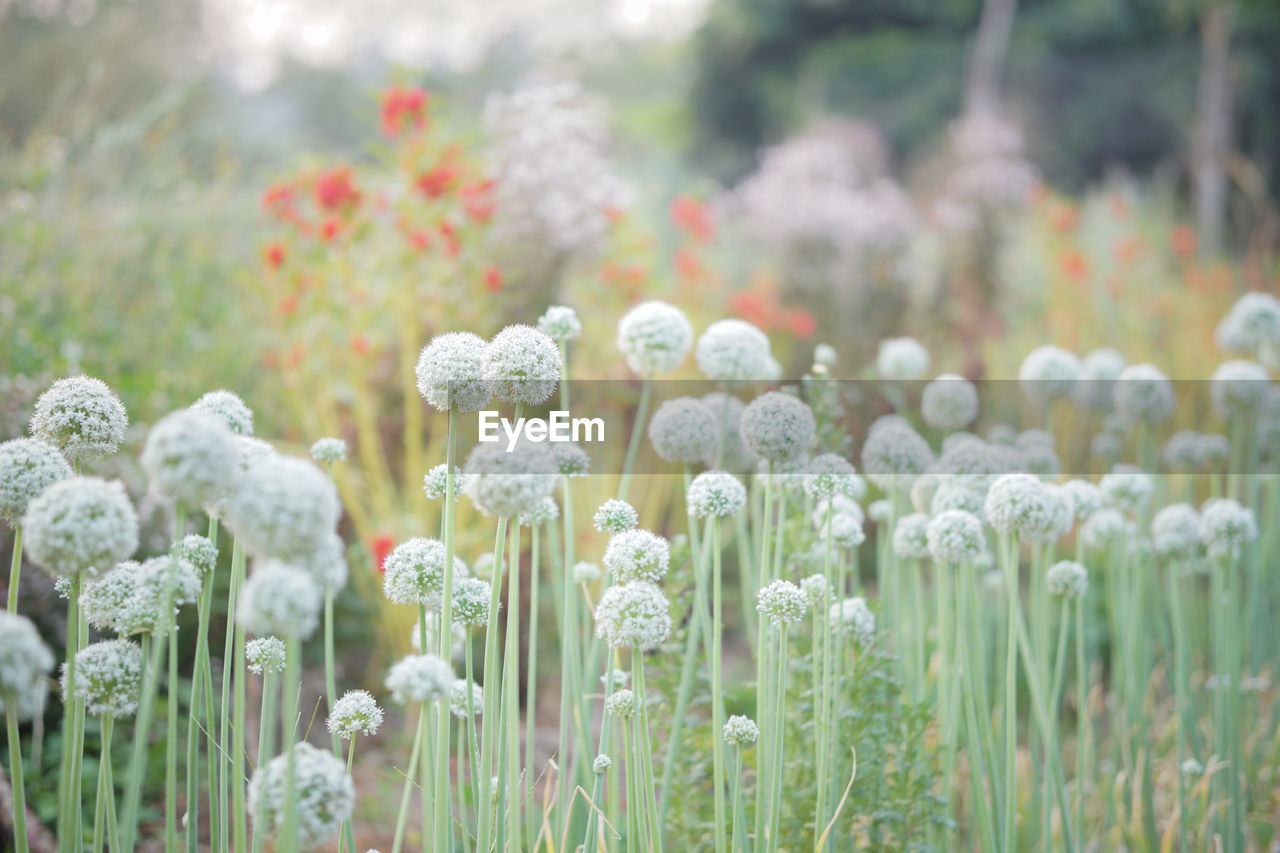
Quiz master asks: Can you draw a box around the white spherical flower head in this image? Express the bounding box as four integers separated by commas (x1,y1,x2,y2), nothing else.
1152,504,1200,557
72,639,142,717
537,305,582,342
921,375,979,431
0,438,72,524
174,534,218,581
293,531,348,596
310,437,347,464
910,474,941,514
1099,464,1153,514
800,573,833,606
572,561,603,584
867,499,893,524
385,653,454,704
0,612,55,721
892,513,931,560
1061,479,1105,521
592,753,613,774
130,555,200,633
1216,291,1280,353
1027,483,1073,544
803,453,865,501
687,470,747,519
415,332,492,414
1076,348,1126,410
519,497,560,528
1015,429,1055,452
141,409,239,509
695,319,773,381
550,441,590,477
603,530,670,584
482,324,562,406
755,579,809,627
604,688,640,718
382,538,465,607
81,561,141,632
248,742,354,851
1079,508,1126,552
1163,430,1201,471
245,637,287,675
594,498,638,533
700,393,754,472
1199,498,1258,560
987,424,1017,445
825,514,867,549
462,440,557,518
22,477,138,579
1019,346,1082,404
423,464,463,501
861,423,934,491
238,561,322,639
926,510,986,564
594,581,672,651
328,689,384,739
649,397,718,464
1046,561,1088,598
829,597,875,643
814,344,838,369
452,577,493,627
1195,434,1231,470
616,301,694,375
191,389,255,436
1210,359,1269,418
876,337,930,380
930,482,985,521
740,392,815,464
29,375,128,461
450,679,483,719
984,473,1056,540
723,715,759,746
225,455,339,561
1114,363,1175,425
811,495,863,528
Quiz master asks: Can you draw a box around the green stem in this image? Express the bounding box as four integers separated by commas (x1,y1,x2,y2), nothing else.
391,704,426,853
957,565,999,853
92,715,113,853
7,708,30,853
185,566,216,853
164,622,179,852
729,749,744,853
280,635,301,850
6,526,21,612
475,517,509,853
768,631,788,853
1074,597,1087,853
632,653,663,853
711,519,727,853
338,737,357,853
436,406,458,853
230,542,249,853
616,375,652,502
1169,562,1189,853
524,521,542,852
1001,532,1018,853
504,519,523,851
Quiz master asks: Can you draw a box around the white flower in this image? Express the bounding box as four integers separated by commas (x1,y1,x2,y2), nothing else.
238,561,321,639
328,689,384,738
829,597,875,643
803,453,865,501
926,510,985,564
755,579,809,627
0,612,55,721
386,654,454,704
594,581,672,651
1027,483,1073,544
811,495,863,528
1060,480,1105,521
861,423,933,491
700,393,754,472
310,437,347,464
449,679,483,718
594,499,638,533
616,301,693,375
648,397,718,464
1215,292,1280,354
462,440,557,518
71,639,142,717
224,455,339,562
81,561,142,632
740,392,815,464
1195,434,1231,469
593,753,613,774
1199,498,1258,560
295,531,348,595
604,688,640,718
537,305,582,342
451,577,493,627
892,513,931,560
483,325,562,406
824,513,867,549
1076,349,1125,410
248,742,354,850
519,497,560,527
141,409,239,509
984,473,1056,540
1181,758,1204,777
415,332,492,414
0,438,72,524
1099,465,1153,514
1163,430,1201,471
814,344,838,368
1210,359,1269,418
245,637,287,675
174,534,218,580
1152,504,1200,557
686,470,747,518
29,375,128,461
876,338,930,380
695,319,773,381
423,464,463,501
1046,561,1088,598
22,477,138,578
1114,364,1175,425
382,538,466,608
1019,346,1082,403
191,389,255,436
572,561,602,584
603,530,670,584
550,442,590,477
930,482,985,521
1080,508,1126,552
910,474,940,514
921,375,979,431
867,499,893,523
723,715,759,746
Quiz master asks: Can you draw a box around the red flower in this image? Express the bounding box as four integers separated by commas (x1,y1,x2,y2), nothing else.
730,291,773,330
320,217,343,243
351,335,369,355
371,533,396,572
408,229,432,251
416,164,458,199
381,86,430,137
670,195,714,243
1171,225,1197,258
263,243,286,269
439,221,460,257
675,248,704,282
314,167,361,211
1061,251,1088,280
261,183,294,214
786,309,817,339
484,267,503,292
461,181,496,222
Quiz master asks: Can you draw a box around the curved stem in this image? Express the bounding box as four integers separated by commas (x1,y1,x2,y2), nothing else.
616,375,652,502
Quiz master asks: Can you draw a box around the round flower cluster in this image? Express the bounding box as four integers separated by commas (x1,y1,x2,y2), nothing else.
423,464,463,501
594,498,638,533
700,393,754,472
909,474,940,514
686,470,747,519
1114,364,1175,425
573,561,603,584
29,375,128,461
1151,504,1200,557
1196,434,1231,469
756,579,809,627
71,639,142,717
876,338,930,380
829,597,875,643
22,477,138,578
861,422,933,491
1199,498,1258,560
483,325,562,406
297,532,348,596
310,437,347,464
1079,508,1126,552
1061,479,1105,521
451,577,493,627
550,442,590,477
803,453,865,501
246,637,287,675
519,497,560,527
1018,346,1081,404
1215,291,1280,355
892,513,931,560
1164,430,1200,471
192,389,255,436
926,510,985,564
594,582,672,651
921,375,979,431
80,562,142,633
248,742,354,851
603,530,670,584
450,679,483,719
141,409,240,508
1210,359,1270,418
537,305,582,342
616,301,694,375
740,392,814,464
174,534,218,580
382,538,466,608
328,689,384,739
386,653,455,704
238,561,322,639
0,437,72,524
648,397,718,464
225,455,338,561
1076,348,1126,410
605,688,641,718
1046,561,1088,598
695,319,773,381
931,482,985,521
462,441,557,518
723,714,760,746
127,554,203,633
0,612,55,721
824,514,867,549
593,754,613,774
1099,465,1153,514
800,573,833,606
415,332,491,414
984,473,1057,540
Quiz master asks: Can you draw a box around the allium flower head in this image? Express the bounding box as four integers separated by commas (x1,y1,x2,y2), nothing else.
700,392,754,472
1046,561,1088,598
1152,504,1200,557
927,510,985,563
740,392,815,464
921,375,979,431
550,442,590,476
1019,346,1082,403
910,474,940,514
695,319,773,381
594,581,672,650
141,409,239,509
482,324,562,406
867,499,892,523
462,440,557,518
987,423,1017,445
246,637,287,675
415,332,492,413
1199,498,1258,560
1080,508,1126,552
1215,291,1280,354
686,470,747,518
295,531,348,595
1027,483,1073,544
0,612,55,721
1099,464,1153,514
892,513,931,560
29,375,128,461
248,742,354,851
1210,359,1270,418
829,597,875,643
616,301,694,375
191,390,255,436
238,561,322,639
824,513,867,549
593,754,613,774
931,482,985,521
519,497,560,527
0,437,72,524
382,537,466,607
861,423,933,491
310,437,347,464
328,689,384,738
604,688,640,718
1061,480,1105,521
81,561,141,632
812,495,863,528
1195,434,1231,469
423,464,463,501
174,534,218,580
755,579,809,627
1114,364,1175,425
648,397,718,464
22,476,138,578
603,529,670,584
450,679,483,718
803,453,865,501
537,305,582,341
451,577,493,627
723,715,759,746
1163,431,1201,471
800,573,833,606
385,653,454,704
594,498,638,532
573,561,603,584
984,473,1056,539
225,455,339,561
1076,349,1125,410
876,338,930,380
814,344,838,368
71,639,142,717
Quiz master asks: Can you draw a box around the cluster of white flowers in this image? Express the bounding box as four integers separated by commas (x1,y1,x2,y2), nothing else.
686,470,747,519
450,679,483,719
1076,348,1126,411
248,742,354,850
695,319,774,381
225,455,339,562
861,421,933,491
876,338,930,381
740,392,814,465
1151,503,1200,557
246,637,287,675
537,305,582,342
593,753,613,774
616,301,694,375
755,579,809,627
239,561,322,639
71,639,142,717
0,437,72,524
452,577,494,628
386,653,455,704
1019,346,1082,404
604,688,641,718
1046,561,1089,598
723,714,760,746
174,534,218,580
423,464,463,501
310,437,347,464
0,611,55,721
382,538,466,607
191,389,255,436
1210,360,1270,418
328,689,384,739
921,375,979,431
29,375,128,461
519,496,560,527
603,529,670,584
22,477,139,578
803,453,865,501
594,581,672,651
415,332,491,414
649,397,718,464
550,442,590,477
1199,498,1258,560
483,325,562,406
700,392,755,472
1114,364,1175,425
594,498,638,533
1079,508,1126,552
926,510,985,564
829,597,875,643
1215,291,1280,362
462,440,557,518
892,513,930,560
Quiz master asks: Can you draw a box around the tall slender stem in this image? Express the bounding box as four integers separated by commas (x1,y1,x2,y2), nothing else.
711,519,727,853
7,708,30,853
617,375,652,502
476,517,509,853
6,526,21,613
435,406,458,853
92,715,114,853
280,635,301,850
230,542,249,853
1001,532,1018,852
